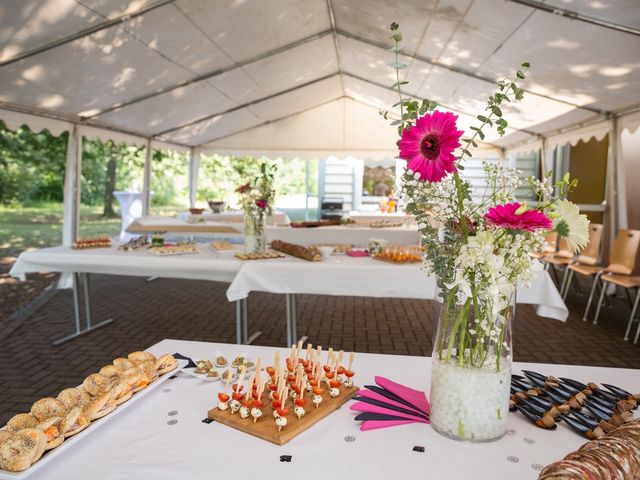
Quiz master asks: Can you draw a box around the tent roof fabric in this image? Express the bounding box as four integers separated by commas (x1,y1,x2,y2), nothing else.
0,0,639,156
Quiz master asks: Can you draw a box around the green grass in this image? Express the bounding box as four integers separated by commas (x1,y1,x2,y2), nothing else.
0,202,184,259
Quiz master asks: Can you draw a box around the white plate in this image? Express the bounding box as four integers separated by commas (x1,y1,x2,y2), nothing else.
180,368,221,382
0,359,188,480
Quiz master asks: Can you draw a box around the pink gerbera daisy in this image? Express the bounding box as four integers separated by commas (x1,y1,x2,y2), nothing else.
398,111,464,183
485,203,553,232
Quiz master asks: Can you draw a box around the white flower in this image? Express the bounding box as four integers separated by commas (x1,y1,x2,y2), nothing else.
553,200,589,252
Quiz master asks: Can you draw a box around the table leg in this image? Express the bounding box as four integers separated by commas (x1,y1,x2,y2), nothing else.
52,273,114,346
235,300,243,345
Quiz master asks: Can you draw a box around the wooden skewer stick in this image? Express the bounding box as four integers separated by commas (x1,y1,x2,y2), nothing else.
306,344,312,361
237,366,247,391
337,350,344,367
297,339,303,350
225,369,233,392
348,352,355,371
326,347,334,366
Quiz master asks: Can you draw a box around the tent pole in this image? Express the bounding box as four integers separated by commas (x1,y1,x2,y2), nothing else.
142,139,152,216
62,125,82,245
189,147,201,208
612,117,627,229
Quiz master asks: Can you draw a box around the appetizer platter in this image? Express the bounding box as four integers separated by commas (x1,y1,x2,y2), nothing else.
0,351,181,478
182,355,258,382
117,235,150,251
370,220,404,228
289,219,341,228
210,240,236,251
309,243,351,254
270,240,322,262
371,245,423,264
148,242,199,256
71,236,112,250
234,251,285,261
208,343,358,445
510,370,640,440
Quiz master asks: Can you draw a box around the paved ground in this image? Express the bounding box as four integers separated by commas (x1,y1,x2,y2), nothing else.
1,273,639,424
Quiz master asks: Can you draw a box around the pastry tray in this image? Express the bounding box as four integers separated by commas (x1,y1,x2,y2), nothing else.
0,359,187,479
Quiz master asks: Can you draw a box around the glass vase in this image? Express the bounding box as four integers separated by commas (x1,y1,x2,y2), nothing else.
244,210,266,253
429,287,515,442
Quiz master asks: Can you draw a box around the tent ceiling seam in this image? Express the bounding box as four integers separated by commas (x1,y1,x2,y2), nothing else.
152,71,341,137
325,0,345,96
192,96,346,148
414,0,475,95
86,29,334,119
443,0,535,105
335,29,605,115
506,0,640,36
0,0,177,68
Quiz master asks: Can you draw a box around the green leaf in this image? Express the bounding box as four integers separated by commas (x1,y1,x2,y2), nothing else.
390,119,403,126
492,106,503,117
391,80,409,88
462,149,472,156
477,115,489,122
391,62,408,70
516,71,525,79
521,62,531,69
477,130,485,140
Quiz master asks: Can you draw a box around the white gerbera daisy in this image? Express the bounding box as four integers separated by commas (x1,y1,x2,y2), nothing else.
553,199,589,252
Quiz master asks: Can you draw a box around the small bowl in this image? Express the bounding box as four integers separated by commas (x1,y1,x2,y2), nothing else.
318,246,335,258
208,200,226,213
189,208,204,215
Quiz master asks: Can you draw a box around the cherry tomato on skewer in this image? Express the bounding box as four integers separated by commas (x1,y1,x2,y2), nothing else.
271,400,282,409
232,384,243,393
313,386,325,395
243,398,254,408
338,366,345,375
294,397,307,407
329,379,341,388
232,391,243,401
277,407,289,417
345,370,355,378
218,393,230,402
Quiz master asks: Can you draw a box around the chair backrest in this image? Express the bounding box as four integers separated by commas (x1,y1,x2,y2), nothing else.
542,231,558,253
577,223,603,263
555,237,573,258
608,229,640,275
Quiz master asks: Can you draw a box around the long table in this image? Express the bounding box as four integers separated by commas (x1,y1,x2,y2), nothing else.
18,339,639,480
225,253,568,345
11,244,567,347
127,216,420,246
10,244,247,345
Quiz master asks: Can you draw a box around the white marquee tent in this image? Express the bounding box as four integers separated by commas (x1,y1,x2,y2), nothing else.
1,0,639,242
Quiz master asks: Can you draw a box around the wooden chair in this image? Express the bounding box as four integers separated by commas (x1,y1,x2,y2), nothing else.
542,237,574,289
593,275,640,343
568,229,640,323
556,224,604,298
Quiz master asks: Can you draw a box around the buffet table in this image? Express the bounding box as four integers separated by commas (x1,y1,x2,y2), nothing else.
10,244,247,345
17,338,639,480
127,216,420,246
225,253,567,345
177,211,291,224
348,211,413,224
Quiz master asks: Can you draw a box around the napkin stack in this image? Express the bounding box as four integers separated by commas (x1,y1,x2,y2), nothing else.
350,376,430,430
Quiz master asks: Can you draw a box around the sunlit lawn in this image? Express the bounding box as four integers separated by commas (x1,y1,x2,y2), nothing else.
0,202,184,259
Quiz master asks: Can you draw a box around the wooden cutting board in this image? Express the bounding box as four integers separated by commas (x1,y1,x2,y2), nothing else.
208,386,358,445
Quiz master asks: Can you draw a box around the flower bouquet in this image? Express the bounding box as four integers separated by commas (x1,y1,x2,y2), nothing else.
383,23,589,442
236,161,277,253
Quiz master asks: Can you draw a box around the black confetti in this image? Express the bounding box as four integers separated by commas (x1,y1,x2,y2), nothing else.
169,375,178,380
523,437,536,445
506,456,519,463
531,463,544,471
202,418,214,424
344,435,356,443
168,410,178,416
162,388,172,393
280,455,292,463
412,446,425,453
167,419,178,426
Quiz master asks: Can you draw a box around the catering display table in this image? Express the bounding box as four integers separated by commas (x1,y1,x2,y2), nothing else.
127,217,420,246
10,244,246,345
267,224,419,246
226,254,567,345
348,211,413,224
18,338,639,480
177,211,291,224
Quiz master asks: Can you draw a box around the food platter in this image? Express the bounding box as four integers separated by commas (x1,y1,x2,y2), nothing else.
0,359,187,480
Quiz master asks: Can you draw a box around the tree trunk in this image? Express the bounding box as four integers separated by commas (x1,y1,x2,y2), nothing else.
102,142,118,218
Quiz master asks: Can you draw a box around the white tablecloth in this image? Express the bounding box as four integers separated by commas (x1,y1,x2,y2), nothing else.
266,225,420,246
10,244,243,284
19,339,639,480
226,255,568,321
348,211,414,224
177,211,291,224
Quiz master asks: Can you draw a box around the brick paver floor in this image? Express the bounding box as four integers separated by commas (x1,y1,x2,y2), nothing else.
1,273,639,424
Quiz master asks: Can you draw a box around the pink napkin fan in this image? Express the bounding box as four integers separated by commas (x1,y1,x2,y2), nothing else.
350,376,430,431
